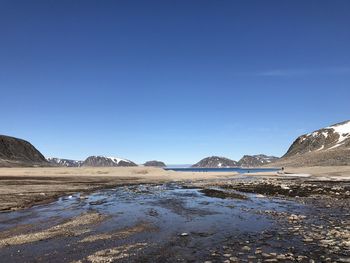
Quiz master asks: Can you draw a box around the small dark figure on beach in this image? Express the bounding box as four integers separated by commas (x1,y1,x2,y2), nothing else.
277,167,285,174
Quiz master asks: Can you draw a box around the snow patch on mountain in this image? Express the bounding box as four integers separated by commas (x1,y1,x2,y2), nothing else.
326,121,350,147
106,156,132,164
47,157,82,167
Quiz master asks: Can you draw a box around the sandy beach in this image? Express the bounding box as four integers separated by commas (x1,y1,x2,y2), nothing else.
247,165,350,178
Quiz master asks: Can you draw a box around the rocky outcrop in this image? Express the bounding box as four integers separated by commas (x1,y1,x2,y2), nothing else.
192,156,238,168
0,135,49,167
82,156,137,167
47,158,83,167
144,160,166,167
267,120,350,167
238,154,279,167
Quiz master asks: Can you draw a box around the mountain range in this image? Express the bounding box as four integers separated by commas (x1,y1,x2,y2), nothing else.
192,154,279,168
47,156,137,167
1,120,349,168
47,158,83,167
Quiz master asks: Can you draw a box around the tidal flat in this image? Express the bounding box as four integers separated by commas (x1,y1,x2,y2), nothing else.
0,174,349,263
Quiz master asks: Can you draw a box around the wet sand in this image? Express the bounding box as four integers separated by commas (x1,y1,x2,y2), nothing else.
1,166,349,212
0,167,236,211
284,166,350,178
243,165,350,178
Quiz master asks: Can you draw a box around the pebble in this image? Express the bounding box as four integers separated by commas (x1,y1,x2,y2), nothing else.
262,253,271,258
339,258,350,263
241,246,251,251
276,254,286,260
303,238,313,242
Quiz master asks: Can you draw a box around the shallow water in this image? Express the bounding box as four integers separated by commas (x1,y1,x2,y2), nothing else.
0,182,312,262
164,167,279,173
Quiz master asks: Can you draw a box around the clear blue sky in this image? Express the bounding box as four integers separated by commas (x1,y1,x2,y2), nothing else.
1,0,350,164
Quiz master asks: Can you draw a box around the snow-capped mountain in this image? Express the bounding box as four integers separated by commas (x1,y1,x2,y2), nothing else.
238,154,279,167
268,120,350,167
284,120,350,157
82,156,137,167
192,156,238,168
46,157,83,167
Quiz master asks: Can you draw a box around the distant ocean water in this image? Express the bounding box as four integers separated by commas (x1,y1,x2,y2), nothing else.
164,167,279,173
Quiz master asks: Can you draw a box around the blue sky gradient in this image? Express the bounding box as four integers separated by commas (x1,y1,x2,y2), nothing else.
1,0,350,163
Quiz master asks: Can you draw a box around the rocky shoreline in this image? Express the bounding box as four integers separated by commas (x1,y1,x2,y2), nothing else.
0,173,349,262
190,177,350,263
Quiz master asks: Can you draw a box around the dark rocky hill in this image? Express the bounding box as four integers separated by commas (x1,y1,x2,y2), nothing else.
192,156,238,168
82,156,137,167
144,160,166,167
238,154,279,167
266,120,350,167
284,120,350,157
0,135,49,167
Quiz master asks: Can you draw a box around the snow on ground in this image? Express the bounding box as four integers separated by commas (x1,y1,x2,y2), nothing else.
327,121,350,145
316,145,325,151
322,131,329,138
328,121,350,135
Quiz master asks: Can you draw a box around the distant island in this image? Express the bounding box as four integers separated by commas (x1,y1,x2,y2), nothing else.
143,160,166,167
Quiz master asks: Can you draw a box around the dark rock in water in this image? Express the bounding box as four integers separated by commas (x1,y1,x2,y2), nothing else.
82,156,137,167
0,135,49,167
200,188,248,200
144,160,166,167
238,154,279,167
267,120,350,167
47,158,83,167
192,156,238,168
